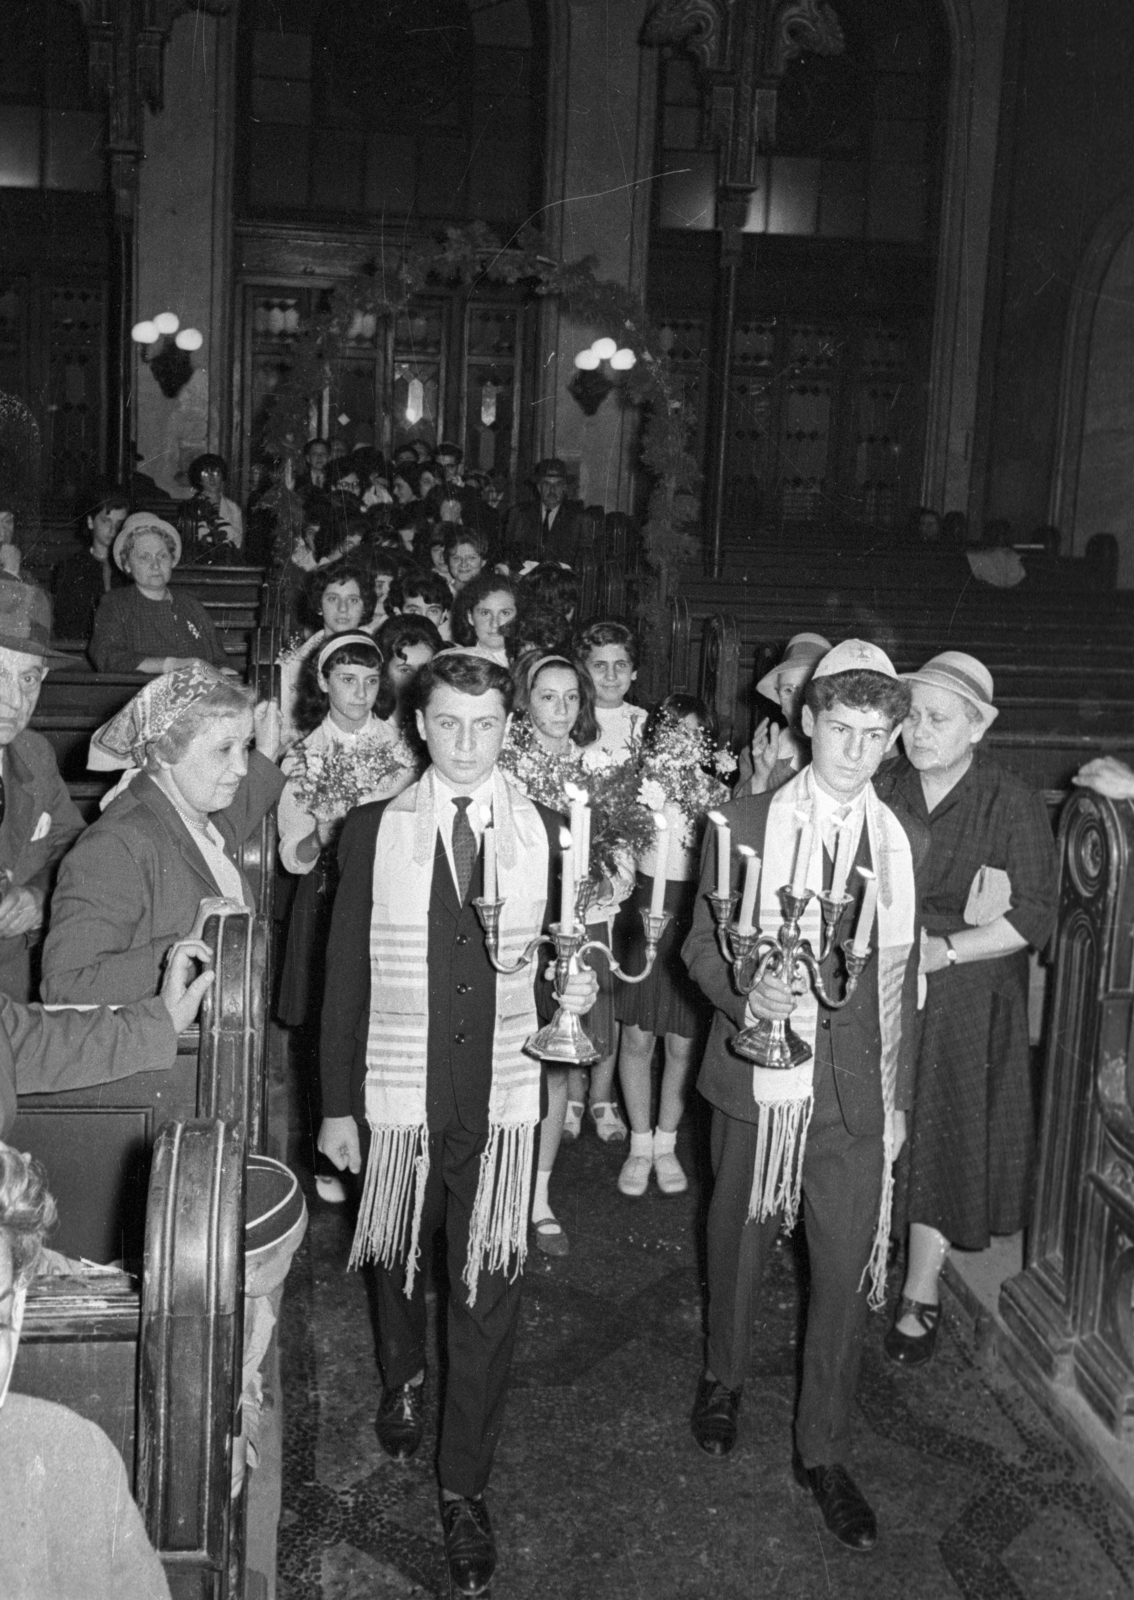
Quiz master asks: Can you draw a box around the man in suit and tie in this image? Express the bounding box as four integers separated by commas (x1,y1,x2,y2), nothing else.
683,640,925,1553
0,580,84,1000
504,457,584,568
318,650,596,1597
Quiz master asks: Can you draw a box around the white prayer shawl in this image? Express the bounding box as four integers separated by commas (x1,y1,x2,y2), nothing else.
747,766,915,1307
350,768,548,1303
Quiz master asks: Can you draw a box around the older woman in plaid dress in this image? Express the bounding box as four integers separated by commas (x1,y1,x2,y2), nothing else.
875,653,1058,1366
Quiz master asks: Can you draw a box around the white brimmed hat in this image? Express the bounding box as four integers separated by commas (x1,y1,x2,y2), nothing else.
113,512,182,572
812,638,898,680
755,632,832,701
903,651,999,727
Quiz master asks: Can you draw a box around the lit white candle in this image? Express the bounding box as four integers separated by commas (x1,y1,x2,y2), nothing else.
559,827,576,934
650,814,669,918
851,867,878,954
830,815,855,901
580,801,592,883
790,811,813,896
480,805,496,901
708,809,730,900
736,846,761,935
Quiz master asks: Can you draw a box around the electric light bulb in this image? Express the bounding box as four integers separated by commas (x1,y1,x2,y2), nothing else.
592,337,617,361
131,320,159,344
153,312,180,336
574,349,601,370
174,327,203,351
609,348,637,370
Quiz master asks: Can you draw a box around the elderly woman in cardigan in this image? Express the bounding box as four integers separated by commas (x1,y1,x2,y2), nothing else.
89,513,230,675
875,651,1058,1366
40,663,284,1004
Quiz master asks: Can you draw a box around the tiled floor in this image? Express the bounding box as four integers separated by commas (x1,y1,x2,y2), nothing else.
276,1116,1134,1599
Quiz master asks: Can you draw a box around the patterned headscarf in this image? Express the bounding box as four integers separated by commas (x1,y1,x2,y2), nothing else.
88,662,233,772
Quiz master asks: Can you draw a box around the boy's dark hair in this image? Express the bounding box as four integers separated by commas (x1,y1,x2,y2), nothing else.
374,613,444,663
452,571,519,647
519,562,580,619
188,453,227,491
400,569,452,612
804,670,910,726
294,636,392,733
574,619,638,668
444,525,490,560
414,649,515,716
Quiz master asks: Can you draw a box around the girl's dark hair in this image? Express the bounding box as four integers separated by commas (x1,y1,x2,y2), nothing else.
188,453,227,490
327,459,363,491
411,520,444,567
392,462,423,498
508,601,572,663
374,613,444,662
519,562,580,618
293,636,392,734
574,619,639,668
302,557,376,630
452,571,519,647
642,692,718,753
399,569,452,612
523,654,599,747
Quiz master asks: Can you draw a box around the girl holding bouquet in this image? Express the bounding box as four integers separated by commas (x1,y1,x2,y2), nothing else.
615,695,733,1199
498,656,647,1254
278,634,418,1197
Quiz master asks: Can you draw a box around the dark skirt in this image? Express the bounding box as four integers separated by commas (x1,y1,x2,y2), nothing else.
614,873,706,1040
578,919,618,1061
277,851,339,1028
904,950,1035,1250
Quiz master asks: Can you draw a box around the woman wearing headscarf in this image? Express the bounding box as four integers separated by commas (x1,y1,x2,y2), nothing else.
89,513,230,675
40,663,284,1004
875,652,1058,1365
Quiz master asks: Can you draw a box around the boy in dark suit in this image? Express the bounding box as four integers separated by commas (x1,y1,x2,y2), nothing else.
683,641,925,1552
318,651,595,1597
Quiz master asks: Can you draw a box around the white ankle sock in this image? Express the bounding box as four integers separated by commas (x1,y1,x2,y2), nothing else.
532,1169,552,1222
653,1129,677,1157
629,1130,654,1159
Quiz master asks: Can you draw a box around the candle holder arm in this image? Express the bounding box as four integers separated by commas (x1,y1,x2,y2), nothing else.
575,908,671,986
473,897,554,974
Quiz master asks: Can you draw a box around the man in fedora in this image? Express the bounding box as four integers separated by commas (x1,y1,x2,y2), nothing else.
0,579,84,999
504,458,584,568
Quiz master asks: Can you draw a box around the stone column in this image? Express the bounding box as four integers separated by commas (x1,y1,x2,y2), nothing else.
134,9,237,499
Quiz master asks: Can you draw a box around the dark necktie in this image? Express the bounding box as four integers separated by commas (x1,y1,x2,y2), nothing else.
452,796,477,902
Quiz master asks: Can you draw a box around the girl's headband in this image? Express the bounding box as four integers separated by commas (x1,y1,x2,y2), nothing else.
317,631,382,676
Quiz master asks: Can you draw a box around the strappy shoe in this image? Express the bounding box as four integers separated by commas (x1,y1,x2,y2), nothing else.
588,1100,628,1143
562,1100,584,1142
533,1214,569,1257
883,1294,941,1366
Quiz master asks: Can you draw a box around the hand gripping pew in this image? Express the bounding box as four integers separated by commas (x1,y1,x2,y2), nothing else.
10,908,269,1600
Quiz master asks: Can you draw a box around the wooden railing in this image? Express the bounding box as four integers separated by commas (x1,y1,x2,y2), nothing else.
1000,792,1134,1456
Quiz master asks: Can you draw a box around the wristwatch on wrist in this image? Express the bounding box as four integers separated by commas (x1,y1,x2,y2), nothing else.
944,935,958,965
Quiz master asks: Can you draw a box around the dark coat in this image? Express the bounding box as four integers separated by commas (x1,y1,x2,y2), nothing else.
504,500,586,567
41,752,285,1004
683,788,926,1137
0,731,86,1001
320,792,561,1128
89,584,229,673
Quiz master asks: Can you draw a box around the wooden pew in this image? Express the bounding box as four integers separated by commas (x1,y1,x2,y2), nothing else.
11,909,267,1599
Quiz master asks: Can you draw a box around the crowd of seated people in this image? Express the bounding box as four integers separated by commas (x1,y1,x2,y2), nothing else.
7,435,1129,1593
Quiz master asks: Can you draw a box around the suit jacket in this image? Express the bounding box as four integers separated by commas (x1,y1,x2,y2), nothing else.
0,991,177,1139
320,790,561,1129
504,500,586,567
0,731,86,1001
683,788,926,1137
40,752,285,1004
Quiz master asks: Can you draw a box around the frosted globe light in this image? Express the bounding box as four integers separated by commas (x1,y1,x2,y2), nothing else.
131,320,159,344
591,337,617,361
609,348,637,371
153,312,180,336
174,327,203,351
574,348,601,370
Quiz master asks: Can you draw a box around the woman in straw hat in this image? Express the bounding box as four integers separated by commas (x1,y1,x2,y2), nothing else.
89,513,230,674
876,651,1058,1366
737,632,831,795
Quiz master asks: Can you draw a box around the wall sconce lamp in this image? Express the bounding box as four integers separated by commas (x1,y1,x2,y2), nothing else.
568,337,637,416
131,312,204,398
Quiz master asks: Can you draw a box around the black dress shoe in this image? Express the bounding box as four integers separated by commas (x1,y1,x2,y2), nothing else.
883,1295,941,1367
441,1493,496,1596
797,1462,878,1551
375,1380,424,1460
691,1374,742,1456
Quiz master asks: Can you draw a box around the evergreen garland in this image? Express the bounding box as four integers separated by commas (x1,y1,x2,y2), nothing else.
261,223,700,684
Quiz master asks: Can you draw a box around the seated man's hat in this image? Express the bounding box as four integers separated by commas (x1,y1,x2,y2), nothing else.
0,577,72,662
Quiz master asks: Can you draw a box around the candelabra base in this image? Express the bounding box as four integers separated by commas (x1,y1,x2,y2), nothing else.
731,1017,812,1070
525,1005,601,1065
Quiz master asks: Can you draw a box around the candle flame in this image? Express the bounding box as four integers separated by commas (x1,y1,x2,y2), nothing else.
737,844,755,857
563,781,589,804
708,810,727,825
856,865,877,881
653,812,668,831
479,805,492,828
558,827,573,849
